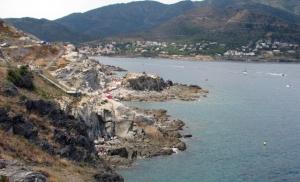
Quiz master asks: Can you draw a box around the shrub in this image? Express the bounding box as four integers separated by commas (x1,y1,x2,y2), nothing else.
7,66,34,90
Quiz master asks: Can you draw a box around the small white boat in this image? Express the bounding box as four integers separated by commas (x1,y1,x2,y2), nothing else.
242,69,248,75
263,141,267,146
267,73,287,77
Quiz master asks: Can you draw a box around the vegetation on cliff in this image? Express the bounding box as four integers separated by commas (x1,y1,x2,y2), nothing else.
6,66,34,90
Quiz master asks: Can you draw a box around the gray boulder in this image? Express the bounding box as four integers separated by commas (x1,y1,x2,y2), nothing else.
0,160,48,182
176,142,187,151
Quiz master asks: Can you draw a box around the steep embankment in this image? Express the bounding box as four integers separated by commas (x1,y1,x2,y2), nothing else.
0,20,123,181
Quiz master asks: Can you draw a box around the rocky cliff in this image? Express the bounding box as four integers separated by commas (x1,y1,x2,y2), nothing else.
0,20,124,181
0,20,206,181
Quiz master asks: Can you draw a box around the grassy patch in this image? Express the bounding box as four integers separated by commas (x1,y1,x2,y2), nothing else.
6,66,34,90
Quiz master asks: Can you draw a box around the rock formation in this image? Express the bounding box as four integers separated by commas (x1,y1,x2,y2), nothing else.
122,72,168,91
0,160,47,182
0,20,206,180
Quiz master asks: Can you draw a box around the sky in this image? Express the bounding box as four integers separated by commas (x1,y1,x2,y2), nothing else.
0,0,186,20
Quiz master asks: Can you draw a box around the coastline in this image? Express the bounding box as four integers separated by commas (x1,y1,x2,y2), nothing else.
47,46,208,170
0,22,206,180
92,54,300,63
89,72,207,168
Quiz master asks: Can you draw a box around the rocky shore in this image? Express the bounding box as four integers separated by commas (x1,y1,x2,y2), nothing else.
0,20,206,181
46,43,207,169
48,47,207,168
53,70,204,167
112,72,208,102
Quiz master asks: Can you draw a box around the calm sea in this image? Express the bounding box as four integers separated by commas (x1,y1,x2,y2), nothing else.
95,57,300,182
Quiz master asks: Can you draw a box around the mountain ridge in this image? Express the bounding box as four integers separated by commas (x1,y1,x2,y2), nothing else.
4,0,300,45
5,17,90,42
145,0,300,46
55,0,200,40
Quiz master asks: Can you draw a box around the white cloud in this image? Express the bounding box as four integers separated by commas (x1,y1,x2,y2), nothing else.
0,0,186,20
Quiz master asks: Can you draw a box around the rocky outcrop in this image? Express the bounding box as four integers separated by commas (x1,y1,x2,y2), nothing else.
0,109,38,140
0,26,201,178
51,58,111,94
0,160,48,182
107,147,129,158
24,99,96,162
175,141,187,151
70,96,145,141
111,73,207,102
44,45,201,167
11,115,38,140
0,22,128,182
70,97,113,140
122,72,168,91
0,101,125,181
94,172,124,182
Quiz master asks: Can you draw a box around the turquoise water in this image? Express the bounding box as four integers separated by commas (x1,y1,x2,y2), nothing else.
96,57,300,182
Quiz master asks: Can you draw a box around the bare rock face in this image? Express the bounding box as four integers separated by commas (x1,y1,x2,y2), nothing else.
71,96,145,141
52,59,109,94
114,120,133,138
74,104,109,140
71,97,115,140
122,73,168,91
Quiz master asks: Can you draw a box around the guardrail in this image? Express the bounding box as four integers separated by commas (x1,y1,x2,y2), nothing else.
38,72,81,97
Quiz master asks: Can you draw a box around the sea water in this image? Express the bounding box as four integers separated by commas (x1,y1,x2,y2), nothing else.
95,57,300,182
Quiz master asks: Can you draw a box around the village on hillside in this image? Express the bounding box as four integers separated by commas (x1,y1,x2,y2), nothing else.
80,39,300,61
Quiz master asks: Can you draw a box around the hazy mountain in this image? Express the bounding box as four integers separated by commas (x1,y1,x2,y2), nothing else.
55,1,200,39
6,1,200,43
5,0,300,44
252,0,300,16
146,0,300,46
5,17,88,42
